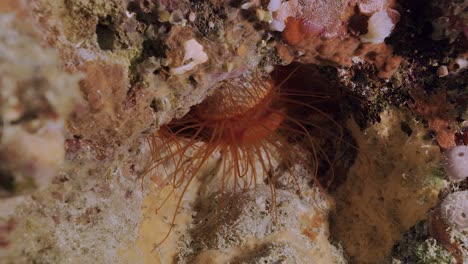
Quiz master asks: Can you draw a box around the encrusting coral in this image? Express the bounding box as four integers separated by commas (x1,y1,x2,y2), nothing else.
409,87,459,150
428,190,468,263
441,191,468,232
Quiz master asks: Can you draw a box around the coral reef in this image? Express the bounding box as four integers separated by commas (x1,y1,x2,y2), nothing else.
0,0,467,263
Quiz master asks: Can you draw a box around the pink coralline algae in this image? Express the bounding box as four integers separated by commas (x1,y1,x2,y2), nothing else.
358,0,391,15
271,0,351,37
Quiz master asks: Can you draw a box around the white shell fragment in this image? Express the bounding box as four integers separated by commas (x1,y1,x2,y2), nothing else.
170,39,208,75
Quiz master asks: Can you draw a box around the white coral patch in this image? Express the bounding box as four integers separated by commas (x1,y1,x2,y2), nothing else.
361,10,395,44
441,191,468,232
170,39,208,75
